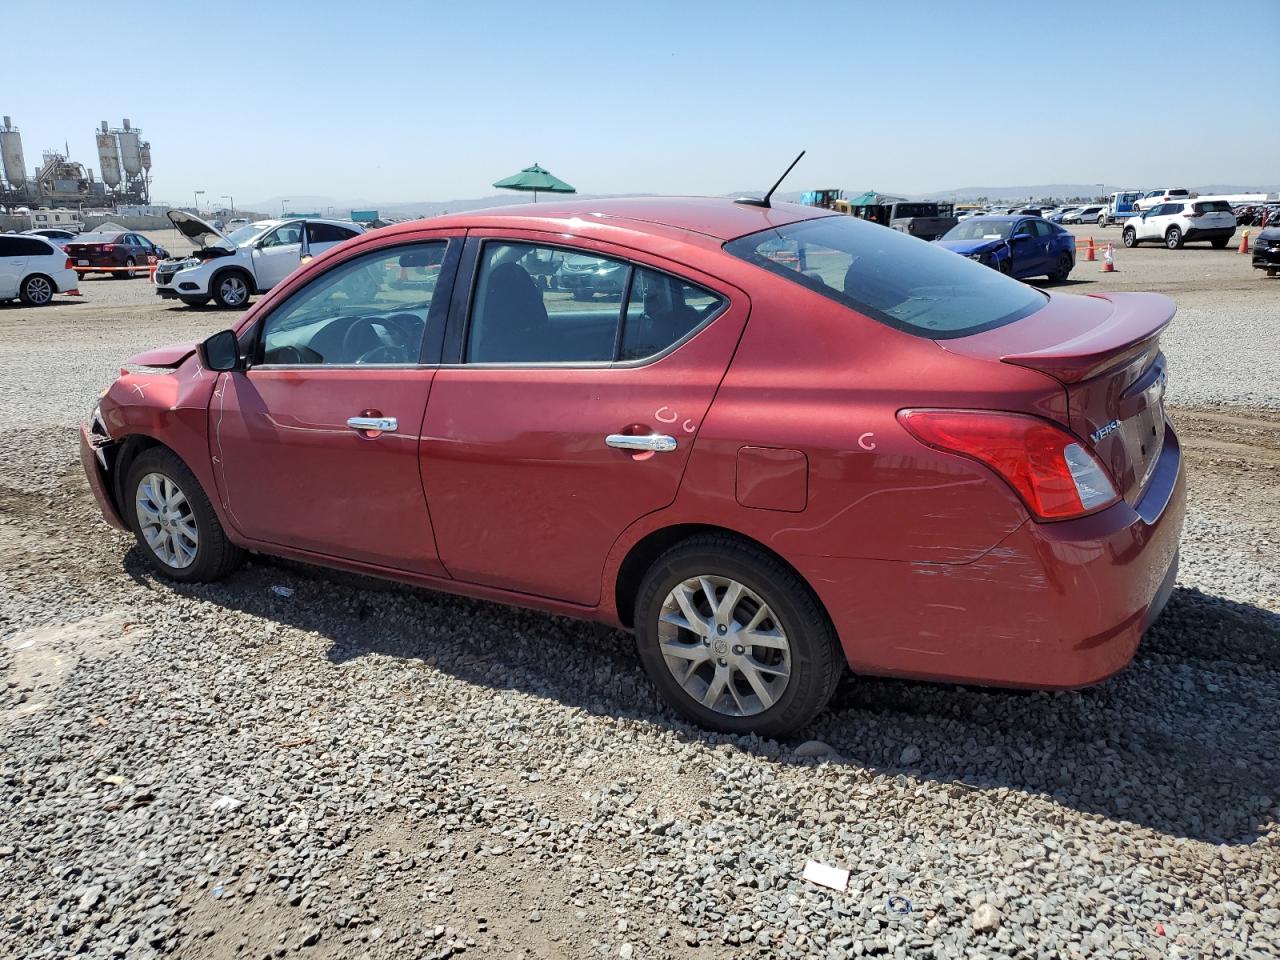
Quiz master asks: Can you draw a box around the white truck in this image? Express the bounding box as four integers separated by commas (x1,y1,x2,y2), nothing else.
1099,191,1144,227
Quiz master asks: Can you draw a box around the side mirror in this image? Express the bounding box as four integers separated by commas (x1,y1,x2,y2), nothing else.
200,329,241,372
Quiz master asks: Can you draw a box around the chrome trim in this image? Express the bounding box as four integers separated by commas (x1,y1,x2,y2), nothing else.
606,433,677,453
347,416,397,432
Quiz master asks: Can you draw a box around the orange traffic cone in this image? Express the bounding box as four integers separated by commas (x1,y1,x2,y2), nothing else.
66,288,82,296
1238,230,1250,254
1085,237,1096,261
148,255,158,282
1101,242,1116,272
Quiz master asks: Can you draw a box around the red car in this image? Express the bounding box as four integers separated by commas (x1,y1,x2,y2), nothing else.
65,231,168,278
80,198,1185,736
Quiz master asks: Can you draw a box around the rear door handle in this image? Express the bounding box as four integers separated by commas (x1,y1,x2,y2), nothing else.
347,416,397,432
606,433,677,453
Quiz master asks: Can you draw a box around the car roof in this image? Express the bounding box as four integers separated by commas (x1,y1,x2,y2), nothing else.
382,197,834,245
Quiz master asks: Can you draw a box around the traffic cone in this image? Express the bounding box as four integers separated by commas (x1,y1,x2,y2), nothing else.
1238,230,1250,254
66,289,81,296
1101,242,1116,272
1085,237,1096,261
148,255,158,282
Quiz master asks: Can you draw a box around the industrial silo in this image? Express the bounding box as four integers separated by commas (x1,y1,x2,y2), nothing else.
1,116,27,188
96,121,121,188
139,141,152,172
118,119,142,178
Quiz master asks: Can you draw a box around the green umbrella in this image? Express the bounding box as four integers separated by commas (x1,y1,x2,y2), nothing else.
492,163,576,203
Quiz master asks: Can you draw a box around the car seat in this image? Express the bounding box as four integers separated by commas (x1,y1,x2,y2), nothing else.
473,262,549,361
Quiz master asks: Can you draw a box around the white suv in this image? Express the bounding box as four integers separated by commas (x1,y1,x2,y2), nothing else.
1131,188,1190,212
1122,200,1237,250
155,212,364,308
0,233,78,305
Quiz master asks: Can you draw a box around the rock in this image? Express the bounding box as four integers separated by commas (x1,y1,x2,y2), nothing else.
619,944,633,959
971,903,1001,933
795,740,838,759
899,745,922,766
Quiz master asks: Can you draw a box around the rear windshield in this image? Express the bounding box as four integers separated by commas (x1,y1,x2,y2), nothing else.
891,203,938,219
73,233,119,243
1193,201,1233,214
726,216,1046,339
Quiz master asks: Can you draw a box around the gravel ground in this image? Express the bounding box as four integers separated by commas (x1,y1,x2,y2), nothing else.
1,237,1277,959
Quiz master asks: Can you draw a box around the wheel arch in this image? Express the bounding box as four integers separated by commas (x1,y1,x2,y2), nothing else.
210,264,258,295
108,433,169,523
612,522,830,631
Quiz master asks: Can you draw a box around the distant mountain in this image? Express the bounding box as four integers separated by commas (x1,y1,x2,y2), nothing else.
915,184,1280,202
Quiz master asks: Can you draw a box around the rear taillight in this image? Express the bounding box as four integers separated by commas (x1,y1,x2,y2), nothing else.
103,244,116,252
65,257,73,269
898,409,1120,521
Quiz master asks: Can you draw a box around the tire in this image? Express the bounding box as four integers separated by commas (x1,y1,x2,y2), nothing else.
212,271,252,309
1098,215,1107,226
124,447,244,583
1210,237,1230,250
113,256,136,280
1122,228,1139,248
633,535,842,737
179,296,211,307
1165,227,1183,249
571,288,592,302
18,274,54,305
1048,252,1073,283
997,257,1013,275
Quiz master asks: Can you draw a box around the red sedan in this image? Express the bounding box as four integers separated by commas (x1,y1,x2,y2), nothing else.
80,198,1185,736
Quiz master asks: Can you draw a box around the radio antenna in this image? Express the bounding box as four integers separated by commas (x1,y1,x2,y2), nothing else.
735,150,806,208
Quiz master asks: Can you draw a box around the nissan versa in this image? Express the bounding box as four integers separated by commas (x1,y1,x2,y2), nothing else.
80,198,1185,737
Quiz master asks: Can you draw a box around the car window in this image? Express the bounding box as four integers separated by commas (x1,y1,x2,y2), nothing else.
620,267,724,361
726,215,1045,339
258,241,447,366
1033,220,1057,237
2,236,54,256
467,242,626,363
261,223,303,248
308,222,357,243
1013,221,1036,237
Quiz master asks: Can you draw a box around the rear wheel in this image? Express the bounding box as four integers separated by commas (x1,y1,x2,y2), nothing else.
571,288,592,302
125,447,243,582
1048,252,1073,283
114,256,136,280
18,274,54,305
1210,237,1230,249
213,271,252,309
1165,227,1184,249
1122,228,1139,248
1097,215,1107,226
634,535,842,737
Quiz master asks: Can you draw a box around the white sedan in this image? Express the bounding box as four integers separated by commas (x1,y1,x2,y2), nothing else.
0,233,78,305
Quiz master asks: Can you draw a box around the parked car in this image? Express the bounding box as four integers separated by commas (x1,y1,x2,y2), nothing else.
936,215,1076,281
1132,188,1190,212
81,198,1185,737
1121,200,1236,249
155,213,365,308
1048,208,1078,223
1062,205,1102,224
556,251,630,299
64,231,169,278
23,228,78,248
0,233,78,305
1250,222,1280,276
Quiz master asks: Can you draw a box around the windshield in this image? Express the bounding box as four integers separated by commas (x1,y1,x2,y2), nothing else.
891,203,938,219
726,216,1044,339
215,222,272,250
942,220,1014,241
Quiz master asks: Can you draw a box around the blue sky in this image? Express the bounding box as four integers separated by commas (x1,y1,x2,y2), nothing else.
3,0,1277,206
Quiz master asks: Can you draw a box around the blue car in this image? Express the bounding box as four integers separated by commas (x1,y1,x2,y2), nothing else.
936,216,1076,282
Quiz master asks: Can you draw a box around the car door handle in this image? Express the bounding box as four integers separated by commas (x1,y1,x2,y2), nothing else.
347,416,397,432
606,433,677,453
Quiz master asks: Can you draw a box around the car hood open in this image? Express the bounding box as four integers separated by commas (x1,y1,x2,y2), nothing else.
124,342,197,368
166,210,228,249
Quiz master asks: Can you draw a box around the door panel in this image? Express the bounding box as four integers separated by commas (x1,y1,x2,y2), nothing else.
211,368,444,574
421,236,749,605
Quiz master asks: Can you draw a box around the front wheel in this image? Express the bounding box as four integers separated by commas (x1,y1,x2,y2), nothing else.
213,272,251,309
1210,237,1230,249
634,535,842,737
19,274,54,305
125,447,244,582
1122,228,1139,248
571,288,593,301
1098,215,1108,226
1165,227,1184,249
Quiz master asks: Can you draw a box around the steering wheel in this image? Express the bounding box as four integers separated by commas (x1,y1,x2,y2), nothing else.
341,315,414,364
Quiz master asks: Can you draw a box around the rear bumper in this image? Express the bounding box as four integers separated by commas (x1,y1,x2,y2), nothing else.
79,422,128,532
797,420,1186,689
1182,226,1234,241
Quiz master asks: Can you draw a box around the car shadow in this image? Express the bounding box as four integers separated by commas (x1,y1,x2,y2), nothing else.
127,547,1280,845
1041,277,1096,288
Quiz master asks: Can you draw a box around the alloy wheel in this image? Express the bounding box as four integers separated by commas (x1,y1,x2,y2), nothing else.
657,575,792,717
220,276,248,306
24,277,52,304
134,472,199,569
